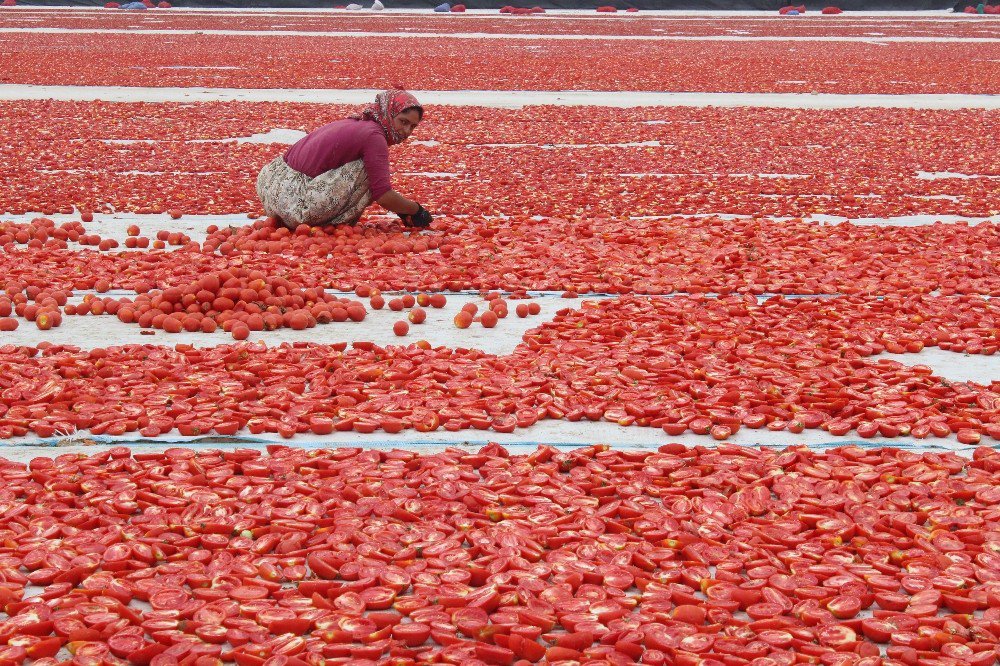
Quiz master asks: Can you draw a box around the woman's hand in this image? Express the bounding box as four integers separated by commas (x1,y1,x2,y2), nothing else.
402,205,433,228
376,189,430,227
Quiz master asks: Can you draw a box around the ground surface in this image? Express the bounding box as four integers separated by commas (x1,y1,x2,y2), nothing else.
0,6,998,666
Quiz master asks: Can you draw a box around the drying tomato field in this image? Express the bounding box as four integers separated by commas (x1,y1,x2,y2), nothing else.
0,6,999,666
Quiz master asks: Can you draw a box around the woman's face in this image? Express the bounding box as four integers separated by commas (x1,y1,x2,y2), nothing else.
393,108,421,142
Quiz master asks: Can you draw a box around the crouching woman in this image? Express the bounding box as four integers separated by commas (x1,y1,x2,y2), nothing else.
256,89,432,229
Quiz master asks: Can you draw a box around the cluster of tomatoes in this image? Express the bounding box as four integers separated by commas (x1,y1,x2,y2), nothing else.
110,263,367,334
0,280,75,333
0,293,996,441
201,218,444,260
0,443,998,665
4,101,997,219
3,32,996,94
96,269,370,340
450,296,543,332
5,244,550,340
2,11,996,38
0,216,188,253
0,218,101,251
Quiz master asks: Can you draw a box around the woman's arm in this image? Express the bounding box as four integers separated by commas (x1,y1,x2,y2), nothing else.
362,130,428,224
376,190,420,216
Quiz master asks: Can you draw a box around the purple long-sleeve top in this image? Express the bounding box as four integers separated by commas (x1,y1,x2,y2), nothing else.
283,118,392,200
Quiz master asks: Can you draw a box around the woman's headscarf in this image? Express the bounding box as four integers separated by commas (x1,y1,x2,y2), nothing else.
349,89,423,146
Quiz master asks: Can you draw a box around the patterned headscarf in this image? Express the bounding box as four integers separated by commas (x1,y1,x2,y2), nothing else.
349,89,423,146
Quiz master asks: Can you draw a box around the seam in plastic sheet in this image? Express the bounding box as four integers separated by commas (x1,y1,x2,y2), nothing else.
7,433,992,455
10,0,963,10
77,289,849,300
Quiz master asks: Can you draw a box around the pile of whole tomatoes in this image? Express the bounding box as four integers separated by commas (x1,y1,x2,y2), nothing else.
0,443,998,665
105,266,371,341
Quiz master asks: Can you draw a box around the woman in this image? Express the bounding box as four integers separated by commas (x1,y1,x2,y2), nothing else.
256,89,432,230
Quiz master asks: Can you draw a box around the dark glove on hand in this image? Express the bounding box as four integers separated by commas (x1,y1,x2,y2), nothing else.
401,205,433,228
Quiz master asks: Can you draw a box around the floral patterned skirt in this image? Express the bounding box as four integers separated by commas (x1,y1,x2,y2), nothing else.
256,156,372,227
